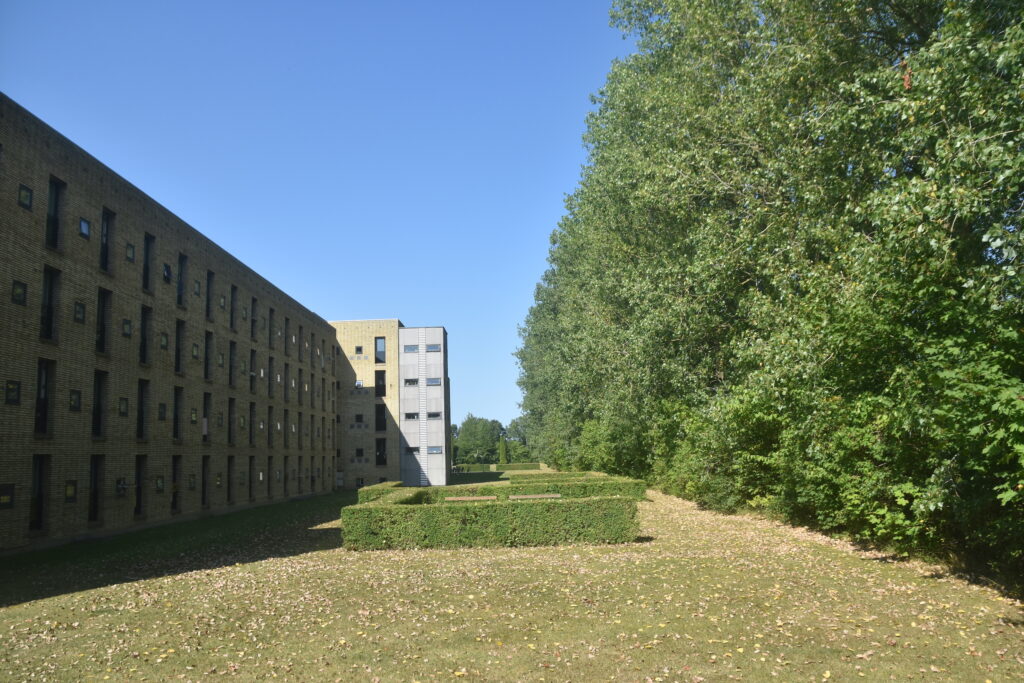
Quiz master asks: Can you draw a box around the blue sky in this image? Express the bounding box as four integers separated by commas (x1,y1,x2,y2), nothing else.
0,1,636,426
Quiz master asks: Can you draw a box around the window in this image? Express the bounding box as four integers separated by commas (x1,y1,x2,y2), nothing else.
139,306,152,364
375,370,386,397
29,455,50,531
125,243,135,262
79,218,90,238
426,344,441,352
375,404,386,431
403,344,419,353
136,379,149,440
6,380,21,405
354,413,363,424
268,307,276,348
174,320,185,373
249,349,257,393
96,289,112,353
426,377,442,386
133,454,146,518
228,398,236,445
204,331,213,380
176,253,188,306
406,447,420,455
404,412,419,420
99,209,114,272
191,343,199,360
354,345,363,355
73,301,86,323
69,389,81,411
229,341,237,387
45,176,65,249
375,438,387,466
40,266,59,341
205,270,215,319
88,455,104,523
354,379,363,388
374,337,385,363
11,280,26,305
162,264,172,282
92,371,107,437
160,332,169,350
34,358,55,435
229,285,238,331
427,446,443,454
119,397,129,417
202,392,211,443
427,412,442,420
142,234,155,290
122,318,132,337
18,184,32,210
250,297,258,339
284,317,291,355
355,447,364,462
403,378,418,387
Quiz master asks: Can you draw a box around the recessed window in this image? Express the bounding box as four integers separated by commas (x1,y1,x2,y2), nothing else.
354,345,363,355
403,345,419,353
163,264,172,282
192,343,200,360
191,408,198,424
219,295,226,309
68,389,81,411
5,380,21,405
65,480,78,503
406,447,420,455
404,412,419,420
158,403,167,421
427,412,442,420
122,319,132,337
426,344,441,352
404,378,418,386
79,218,91,238
125,243,135,262
118,397,129,416
374,337,385,363
193,280,201,296
11,281,26,305
427,446,443,454
160,332,169,349
354,380,363,388
18,185,33,210
73,301,86,323
354,413,363,423
426,377,442,386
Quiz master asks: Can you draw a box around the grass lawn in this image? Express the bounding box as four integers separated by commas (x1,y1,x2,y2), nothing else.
1,489,1021,681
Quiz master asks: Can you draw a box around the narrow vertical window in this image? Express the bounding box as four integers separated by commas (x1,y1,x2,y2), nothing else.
298,411,304,449
45,177,65,249
172,386,183,440
249,402,256,445
201,455,210,508
100,209,114,272
229,285,238,331
34,358,55,435
284,363,291,402
176,253,188,306
375,438,387,467
268,356,275,399
267,406,274,448
227,455,235,504
174,320,185,373
249,349,257,393
29,455,50,531
298,325,304,361
248,455,255,501
228,397,236,445
133,454,146,518
375,404,386,431
95,288,111,353
202,392,211,443
267,454,273,497
88,454,104,523
298,368,304,406
284,317,291,356
40,266,60,341
375,370,386,397
205,270,214,320
92,370,108,437
142,233,155,290
171,455,181,513
139,306,152,364
228,341,237,387
374,336,386,363
203,331,213,380
268,307,276,348
250,297,258,340
283,409,290,448
136,379,149,440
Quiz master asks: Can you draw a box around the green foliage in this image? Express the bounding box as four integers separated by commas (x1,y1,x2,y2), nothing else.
517,0,1024,581
453,463,495,473
499,462,542,471
497,436,509,464
341,492,638,550
418,477,646,502
356,480,403,504
454,414,505,464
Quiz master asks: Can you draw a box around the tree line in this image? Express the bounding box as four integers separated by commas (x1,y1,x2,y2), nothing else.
517,0,1024,583
452,414,532,465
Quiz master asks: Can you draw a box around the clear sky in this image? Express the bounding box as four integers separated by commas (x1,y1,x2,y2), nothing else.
0,1,636,427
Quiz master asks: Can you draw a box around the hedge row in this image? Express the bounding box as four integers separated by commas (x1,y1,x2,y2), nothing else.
502,471,599,482
453,464,495,473
342,495,638,550
499,463,542,471
421,477,646,502
356,480,403,503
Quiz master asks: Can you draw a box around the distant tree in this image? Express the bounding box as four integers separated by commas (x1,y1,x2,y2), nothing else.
497,436,509,465
454,414,504,464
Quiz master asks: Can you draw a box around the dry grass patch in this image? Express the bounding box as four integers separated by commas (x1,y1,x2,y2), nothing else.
1,490,1021,681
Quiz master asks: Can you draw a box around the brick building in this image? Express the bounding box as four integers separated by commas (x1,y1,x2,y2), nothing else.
0,93,355,551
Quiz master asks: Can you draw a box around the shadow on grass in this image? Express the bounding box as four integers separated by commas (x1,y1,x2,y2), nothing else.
0,489,358,607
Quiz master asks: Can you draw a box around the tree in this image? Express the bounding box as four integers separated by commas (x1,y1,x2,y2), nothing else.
453,414,504,464
497,436,509,464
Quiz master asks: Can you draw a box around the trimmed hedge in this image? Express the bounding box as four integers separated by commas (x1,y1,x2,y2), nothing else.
342,495,638,550
453,464,495,473
356,480,403,503
502,471,599,483
422,477,646,502
499,463,542,471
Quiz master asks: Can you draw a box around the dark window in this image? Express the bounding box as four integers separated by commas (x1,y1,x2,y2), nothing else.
249,349,257,393
249,402,256,446
375,438,387,466
375,370,386,397
73,301,85,323
88,454,104,523
229,285,238,331
204,331,213,380
283,455,290,495
405,412,419,420
267,454,273,497
354,345,362,355
40,266,59,340
5,380,21,405
298,411,304,449
142,234,155,290
45,177,65,249
34,358,55,435
354,413,363,424
176,253,188,307
228,397,236,445
100,209,114,272
205,270,214,320
172,386,183,440
268,356,275,398
174,320,185,373
92,371,107,437
427,411,442,420
96,288,111,353
202,392,211,443
267,406,274,448
283,409,290,449
136,379,149,440
298,368,304,406
250,297,258,339
201,455,210,508
133,454,146,518
171,455,181,513
298,325,305,361
374,337,385,363
268,307,276,348
284,363,291,402
139,306,152,364
18,184,33,209
404,378,418,387
227,455,235,504
29,455,50,531
248,455,255,501
375,404,386,431
284,317,291,356
229,341,237,387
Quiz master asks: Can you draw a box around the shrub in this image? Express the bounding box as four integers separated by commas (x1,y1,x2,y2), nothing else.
356,480,403,504
422,477,645,502
500,463,542,471
342,495,638,550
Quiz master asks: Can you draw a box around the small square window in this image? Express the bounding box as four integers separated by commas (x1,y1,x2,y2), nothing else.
125,243,135,262
241,359,247,373
155,476,164,493
405,412,419,420
79,218,91,238
5,380,21,405
11,281,26,305
427,411,441,420
404,345,419,353
355,413,363,423
427,446,443,454
217,412,224,427
122,319,132,337
404,378,418,386
193,280,201,296
191,408,198,424
159,332,169,349
219,295,226,309
17,185,33,210
217,353,224,367
158,403,167,420
192,343,200,359
426,377,442,386
354,345,363,354
73,301,86,323
354,380,363,388
242,306,248,320
426,344,442,352
118,397,129,416
163,264,172,282
69,389,82,411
